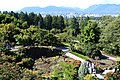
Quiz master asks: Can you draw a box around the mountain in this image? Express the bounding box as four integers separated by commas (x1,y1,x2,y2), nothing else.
84,4,120,14
20,6,82,14
20,4,120,14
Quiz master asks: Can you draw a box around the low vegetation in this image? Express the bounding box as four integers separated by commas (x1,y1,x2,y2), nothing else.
71,52,89,61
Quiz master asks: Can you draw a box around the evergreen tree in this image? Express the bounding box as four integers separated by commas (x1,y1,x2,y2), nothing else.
37,14,44,28
52,16,58,29
58,16,65,31
70,16,79,36
44,15,52,30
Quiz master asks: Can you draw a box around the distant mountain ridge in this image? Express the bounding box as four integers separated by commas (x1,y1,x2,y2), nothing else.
20,6,82,14
84,4,120,14
20,4,120,14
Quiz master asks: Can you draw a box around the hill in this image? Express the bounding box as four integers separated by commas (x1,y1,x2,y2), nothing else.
20,4,120,14
20,6,82,14
84,4,120,14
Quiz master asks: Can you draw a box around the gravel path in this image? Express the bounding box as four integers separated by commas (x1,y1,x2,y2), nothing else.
102,54,116,61
54,47,86,62
101,52,117,61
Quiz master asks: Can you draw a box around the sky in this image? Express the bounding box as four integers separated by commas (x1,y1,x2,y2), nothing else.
0,0,120,11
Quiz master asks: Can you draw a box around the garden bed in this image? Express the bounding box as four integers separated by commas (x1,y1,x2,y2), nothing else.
91,59,116,70
33,55,81,77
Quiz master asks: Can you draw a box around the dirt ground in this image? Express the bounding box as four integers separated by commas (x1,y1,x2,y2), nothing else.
91,59,116,69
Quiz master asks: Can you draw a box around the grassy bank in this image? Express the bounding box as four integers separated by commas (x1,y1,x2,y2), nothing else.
71,52,89,61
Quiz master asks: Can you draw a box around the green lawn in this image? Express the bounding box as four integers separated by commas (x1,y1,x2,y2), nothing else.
116,57,120,62
71,52,89,61
62,42,70,47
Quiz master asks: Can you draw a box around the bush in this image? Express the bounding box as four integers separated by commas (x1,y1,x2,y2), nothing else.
82,42,96,57
104,72,120,80
0,43,6,52
18,58,34,69
51,62,77,80
84,74,98,80
0,62,24,80
78,61,88,79
91,49,101,59
56,33,68,42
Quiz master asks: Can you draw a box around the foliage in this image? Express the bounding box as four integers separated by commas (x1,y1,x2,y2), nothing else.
99,16,120,55
77,20,100,57
44,15,52,30
78,61,88,79
18,58,34,69
91,49,102,59
0,62,24,80
0,11,120,79
50,28,61,34
21,69,42,80
43,33,60,46
0,43,6,52
84,74,98,80
104,63,120,80
104,72,120,80
79,21,100,43
69,16,79,36
0,23,19,43
81,42,97,56
116,57,120,62
56,32,69,42
51,62,77,80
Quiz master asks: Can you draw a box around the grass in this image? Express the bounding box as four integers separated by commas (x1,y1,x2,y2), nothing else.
116,57,120,62
62,42,70,47
71,51,89,61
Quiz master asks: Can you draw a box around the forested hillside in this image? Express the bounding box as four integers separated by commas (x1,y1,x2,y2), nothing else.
0,11,120,79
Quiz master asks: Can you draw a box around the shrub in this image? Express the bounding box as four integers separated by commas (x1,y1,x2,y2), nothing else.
78,61,88,79
18,58,34,69
84,74,98,80
51,62,77,80
91,49,101,59
82,42,96,57
0,62,24,80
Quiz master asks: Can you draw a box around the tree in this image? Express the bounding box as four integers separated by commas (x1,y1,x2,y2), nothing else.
58,16,65,32
79,16,85,29
37,14,44,28
99,17,120,55
0,14,15,24
77,21,100,56
0,23,20,43
32,28,48,46
79,21,100,43
44,15,52,30
28,12,35,25
52,16,58,29
70,17,79,36
14,29,31,45
0,13,6,24
18,12,28,22
43,33,59,46
22,21,28,29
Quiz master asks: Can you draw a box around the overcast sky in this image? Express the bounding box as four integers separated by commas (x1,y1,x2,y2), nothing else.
0,0,120,11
